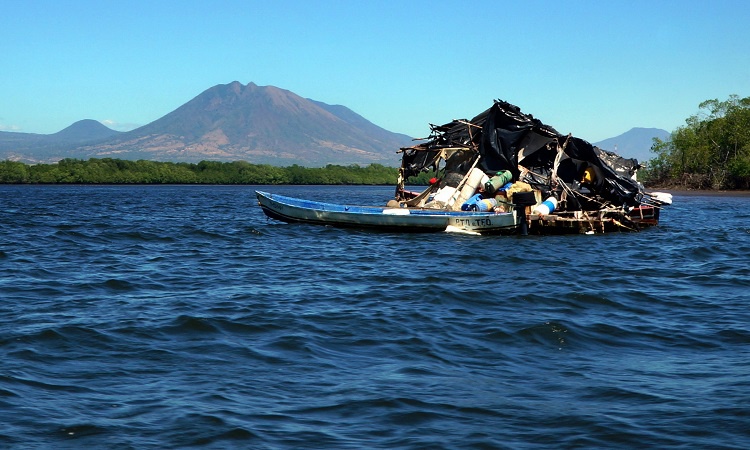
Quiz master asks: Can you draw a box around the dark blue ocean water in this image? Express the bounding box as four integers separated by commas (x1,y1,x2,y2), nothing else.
1,184,749,449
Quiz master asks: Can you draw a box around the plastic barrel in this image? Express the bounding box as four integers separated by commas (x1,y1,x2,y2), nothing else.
484,170,513,194
461,193,484,211
497,182,513,194
475,198,498,212
456,168,489,208
532,197,558,215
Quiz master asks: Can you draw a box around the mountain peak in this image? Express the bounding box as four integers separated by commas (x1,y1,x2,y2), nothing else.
55,82,413,166
52,119,120,141
594,127,670,162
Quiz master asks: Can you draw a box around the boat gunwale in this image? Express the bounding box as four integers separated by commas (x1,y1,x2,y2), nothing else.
256,191,515,218
255,190,518,233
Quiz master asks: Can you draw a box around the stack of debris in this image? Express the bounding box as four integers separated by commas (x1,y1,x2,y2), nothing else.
395,100,672,234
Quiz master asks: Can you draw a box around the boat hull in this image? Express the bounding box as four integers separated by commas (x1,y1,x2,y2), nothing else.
256,191,517,234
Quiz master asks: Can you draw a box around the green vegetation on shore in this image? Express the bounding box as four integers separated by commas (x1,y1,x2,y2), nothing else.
643,95,750,190
0,159,402,185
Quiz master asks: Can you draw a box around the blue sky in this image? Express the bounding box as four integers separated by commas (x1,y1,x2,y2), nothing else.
1,0,748,142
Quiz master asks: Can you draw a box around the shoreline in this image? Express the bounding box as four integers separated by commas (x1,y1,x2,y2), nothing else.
648,187,750,197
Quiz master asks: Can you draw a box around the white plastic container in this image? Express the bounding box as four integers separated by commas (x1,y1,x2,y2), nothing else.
432,186,458,208
454,168,489,209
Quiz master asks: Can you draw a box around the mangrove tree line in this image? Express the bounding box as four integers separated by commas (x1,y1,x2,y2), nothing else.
644,94,750,189
0,158,403,185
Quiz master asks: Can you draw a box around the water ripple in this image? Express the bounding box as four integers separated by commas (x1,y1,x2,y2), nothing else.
1,186,749,448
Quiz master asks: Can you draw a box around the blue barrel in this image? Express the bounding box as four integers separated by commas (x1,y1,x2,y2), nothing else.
461,193,484,211
532,197,558,215
475,198,498,211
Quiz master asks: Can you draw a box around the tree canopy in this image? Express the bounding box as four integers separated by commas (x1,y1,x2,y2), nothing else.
0,158,409,185
645,95,750,189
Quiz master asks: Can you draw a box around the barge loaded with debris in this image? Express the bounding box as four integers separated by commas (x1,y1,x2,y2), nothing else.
258,99,671,235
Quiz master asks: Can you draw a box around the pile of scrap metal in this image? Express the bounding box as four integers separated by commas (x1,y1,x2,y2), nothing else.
394,99,672,234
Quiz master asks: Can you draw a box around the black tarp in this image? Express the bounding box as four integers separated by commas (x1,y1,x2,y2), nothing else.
401,99,644,207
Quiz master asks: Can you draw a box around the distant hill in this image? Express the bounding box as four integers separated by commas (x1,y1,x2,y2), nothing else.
52,119,121,141
0,119,121,162
594,127,670,163
0,82,413,166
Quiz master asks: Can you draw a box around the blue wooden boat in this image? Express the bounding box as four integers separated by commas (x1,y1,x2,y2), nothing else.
256,191,518,234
